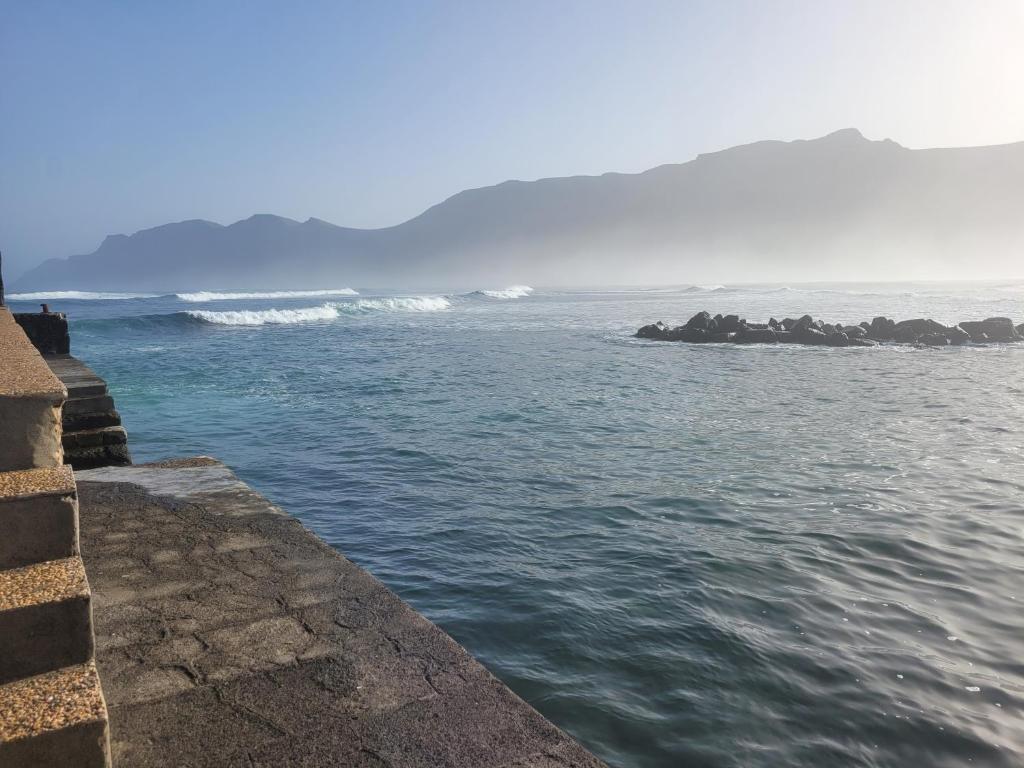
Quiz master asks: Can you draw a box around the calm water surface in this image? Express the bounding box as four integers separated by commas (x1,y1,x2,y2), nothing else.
10,282,1024,768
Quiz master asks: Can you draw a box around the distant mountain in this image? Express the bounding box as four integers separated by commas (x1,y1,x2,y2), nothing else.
13,129,1024,291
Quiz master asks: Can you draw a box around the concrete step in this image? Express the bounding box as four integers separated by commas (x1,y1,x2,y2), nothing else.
62,426,127,451
63,395,115,417
0,466,79,569
63,380,108,399
0,661,110,767
64,445,131,471
63,411,122,432
0,557,94,685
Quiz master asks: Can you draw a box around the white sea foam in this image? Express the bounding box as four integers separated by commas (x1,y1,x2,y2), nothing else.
176,288,358,302
186,296,450,325
478,285,534,299
338,296,451,313
6,291,157,301
186,304,340,326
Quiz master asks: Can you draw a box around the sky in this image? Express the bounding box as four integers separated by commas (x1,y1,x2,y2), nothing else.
2,0,1023,279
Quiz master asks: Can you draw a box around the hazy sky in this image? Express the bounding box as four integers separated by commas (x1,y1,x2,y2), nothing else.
2,0,1023,278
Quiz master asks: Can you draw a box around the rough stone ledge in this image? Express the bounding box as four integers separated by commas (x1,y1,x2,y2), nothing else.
0,660,110,768
0,557,95,684
0,465,75,501
77,459,606,767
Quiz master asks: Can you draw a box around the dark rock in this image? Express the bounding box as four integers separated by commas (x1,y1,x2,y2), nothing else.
768,317,780,330
793,315,816,332
781,318,797,331
848,338,877,347
678,328,711,343
794,327,828,345
1017,323,1024,338
709,332,736,343
893,326,920,344
735,328,778,344
859,321,871,330
843,325,867,338
895,318,948,336
637,321,668,339
826,331,850,347
822,323,836,335
686,311,713,331
920,333,950,346
947,325,971,345
774,330,794,343
718,314,743,333
868,316,896,340
960,317,1020,342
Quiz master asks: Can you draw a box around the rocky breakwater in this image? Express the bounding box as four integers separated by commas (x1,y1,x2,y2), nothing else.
637,312,1024,347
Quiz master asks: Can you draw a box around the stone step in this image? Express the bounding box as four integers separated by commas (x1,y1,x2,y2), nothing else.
63,395,115,417
62,426,127,451
0,466,79,569
63,380,108,399
63,411,122,432
63,445,131,471
0,557,94,685
0,661,110,767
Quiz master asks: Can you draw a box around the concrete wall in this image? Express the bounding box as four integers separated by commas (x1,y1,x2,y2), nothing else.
0,310,66,471
0,306,110,767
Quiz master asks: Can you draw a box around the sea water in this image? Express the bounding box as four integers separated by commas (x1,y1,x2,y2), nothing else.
9,281,1023,768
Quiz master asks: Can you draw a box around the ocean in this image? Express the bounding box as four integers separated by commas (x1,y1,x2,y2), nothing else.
8,281,1024,768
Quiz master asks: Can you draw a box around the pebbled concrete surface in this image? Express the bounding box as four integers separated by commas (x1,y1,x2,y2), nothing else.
76,460,606,768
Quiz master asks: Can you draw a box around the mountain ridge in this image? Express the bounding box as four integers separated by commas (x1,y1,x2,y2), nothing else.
14,129,1024,291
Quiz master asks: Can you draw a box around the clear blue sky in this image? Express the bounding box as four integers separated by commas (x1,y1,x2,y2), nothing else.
2,0,1022,278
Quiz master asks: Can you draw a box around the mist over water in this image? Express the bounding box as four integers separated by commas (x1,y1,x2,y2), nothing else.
14,282,1023,768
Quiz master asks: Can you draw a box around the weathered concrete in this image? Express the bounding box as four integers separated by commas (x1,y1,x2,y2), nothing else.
0,557,95,684
0,309,65,471
0,466,79,569
0,661,110,768
77,459,606,768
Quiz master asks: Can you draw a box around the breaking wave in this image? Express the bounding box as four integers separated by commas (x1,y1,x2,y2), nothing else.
176,289,358,302
474,285,534,299
183,296,451,326
6,291,158,301
186,305,341,326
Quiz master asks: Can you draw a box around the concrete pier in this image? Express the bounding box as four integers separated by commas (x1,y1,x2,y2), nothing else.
77,458,605,767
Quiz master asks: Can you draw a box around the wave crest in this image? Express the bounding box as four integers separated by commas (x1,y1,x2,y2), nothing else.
184,296,451,326
6,291,158,301
475,285,534,299
176,288,358,302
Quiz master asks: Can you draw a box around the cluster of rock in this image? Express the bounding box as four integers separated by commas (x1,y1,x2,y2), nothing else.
637,312,1024,347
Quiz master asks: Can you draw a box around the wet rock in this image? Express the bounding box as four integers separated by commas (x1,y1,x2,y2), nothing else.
948,325,971,345
718,314,743,333
781,318,797,331
893,326,920,344
960,317,1020,342
895,318,947,336
709,332,736,343
826,331,850,347
843,325,867,338
848,338,877,347
636,321,668,339
735,328,778,344
869,316,896,340
795,327,828,345
920,333,950,346
686,311,714,331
